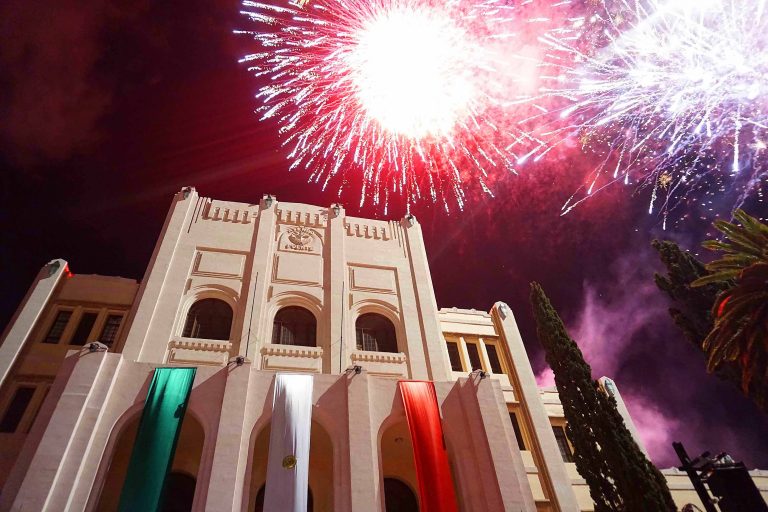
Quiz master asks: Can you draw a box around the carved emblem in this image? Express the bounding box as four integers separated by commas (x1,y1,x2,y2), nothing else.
282,454,297,469
287,226,314,251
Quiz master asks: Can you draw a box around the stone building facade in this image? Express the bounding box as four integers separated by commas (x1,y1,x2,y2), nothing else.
0,188,765,511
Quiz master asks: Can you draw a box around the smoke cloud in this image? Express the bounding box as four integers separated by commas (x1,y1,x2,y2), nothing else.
534,246,768,467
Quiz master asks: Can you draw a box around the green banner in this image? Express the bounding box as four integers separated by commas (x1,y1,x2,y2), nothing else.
118,367,196,512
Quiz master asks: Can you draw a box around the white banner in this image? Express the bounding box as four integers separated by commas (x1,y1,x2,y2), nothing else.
264,373,314,512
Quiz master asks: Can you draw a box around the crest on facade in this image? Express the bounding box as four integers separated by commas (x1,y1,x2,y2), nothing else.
286,226,314,251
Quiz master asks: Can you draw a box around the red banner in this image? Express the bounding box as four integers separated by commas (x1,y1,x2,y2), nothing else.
398,380,458,512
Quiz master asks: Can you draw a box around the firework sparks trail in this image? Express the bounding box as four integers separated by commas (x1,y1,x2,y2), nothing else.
236,0,563,212
533,0,768,225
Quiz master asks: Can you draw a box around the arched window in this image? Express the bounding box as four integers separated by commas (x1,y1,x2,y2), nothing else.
384,478,418,512
272,306,317,347
356,313,397,352
182,298,233,340
161,472,196,512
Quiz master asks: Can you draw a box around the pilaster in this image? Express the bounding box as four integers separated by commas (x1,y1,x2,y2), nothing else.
327,204,347,374
401,216,451,381
205,362,253,510
0,259,67,388
121,187,200,361
244,195,279,363
2,351,118,511
492,302,579,512
346,372,380,511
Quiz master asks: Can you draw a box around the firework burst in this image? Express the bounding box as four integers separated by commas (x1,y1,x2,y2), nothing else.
237,0,555,212
536,0,768,224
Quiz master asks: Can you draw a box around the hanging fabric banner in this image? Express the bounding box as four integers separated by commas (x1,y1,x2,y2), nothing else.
118,367,196,512
399,380,458,512
264,373,314,512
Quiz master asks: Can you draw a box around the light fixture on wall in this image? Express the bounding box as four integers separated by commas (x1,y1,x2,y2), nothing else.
331,203,342,217
229,355,247,366
470,368,488,379
263,194,275,208
88,341,109,353
346,365,363,375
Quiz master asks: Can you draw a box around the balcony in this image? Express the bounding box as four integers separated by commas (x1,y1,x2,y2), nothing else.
351,350,408,377
260,343,323,373
167,337,232,366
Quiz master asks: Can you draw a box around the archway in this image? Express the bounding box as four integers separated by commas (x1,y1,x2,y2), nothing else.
379,418,418,510
95,412,205,511
247,419,333,511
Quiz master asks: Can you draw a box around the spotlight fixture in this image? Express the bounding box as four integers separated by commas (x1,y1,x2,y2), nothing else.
229,355,247,366
346,365,363,375
469,369,487,379
88,342,109,353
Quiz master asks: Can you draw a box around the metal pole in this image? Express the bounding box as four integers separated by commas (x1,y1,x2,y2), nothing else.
673,442,717,512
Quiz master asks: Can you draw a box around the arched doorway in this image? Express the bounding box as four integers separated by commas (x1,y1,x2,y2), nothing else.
384,478,418,512
247,419,333,511
95,412,205,511
379,419,418,510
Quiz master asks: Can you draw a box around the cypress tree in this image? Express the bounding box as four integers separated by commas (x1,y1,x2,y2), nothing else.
530,282,675,511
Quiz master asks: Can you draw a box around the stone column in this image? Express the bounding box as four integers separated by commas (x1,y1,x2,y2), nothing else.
492,302,579,512
0,259,67,388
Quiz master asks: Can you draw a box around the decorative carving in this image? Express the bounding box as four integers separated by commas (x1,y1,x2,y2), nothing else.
287,226,314,249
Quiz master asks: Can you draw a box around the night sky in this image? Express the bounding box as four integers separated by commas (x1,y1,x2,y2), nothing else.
1,0,766,469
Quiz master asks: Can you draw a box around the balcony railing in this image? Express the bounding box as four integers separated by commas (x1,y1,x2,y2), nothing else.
260,343,323,373
167,337,232,366
351,350,408,377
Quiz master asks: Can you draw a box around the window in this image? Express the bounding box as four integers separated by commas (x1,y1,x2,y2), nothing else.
509,412,526,450
465,343,483,370
182,299,233,340
446,341,463,371
355,313,397,353
99,314,123,346
70,312,98,345
272,307,317,347
43,310,72,343
553,425,574,462
0,386,35,433
485,344,504,374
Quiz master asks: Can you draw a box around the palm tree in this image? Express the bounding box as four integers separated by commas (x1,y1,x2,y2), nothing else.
692,209,768,411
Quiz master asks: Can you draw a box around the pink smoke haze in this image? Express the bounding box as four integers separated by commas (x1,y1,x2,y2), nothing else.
533,250,768,468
